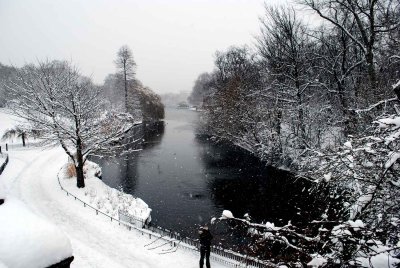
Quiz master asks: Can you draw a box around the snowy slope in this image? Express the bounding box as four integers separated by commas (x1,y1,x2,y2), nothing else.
0,147,228,268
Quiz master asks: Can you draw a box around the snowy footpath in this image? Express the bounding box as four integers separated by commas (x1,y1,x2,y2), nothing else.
0,147,228,268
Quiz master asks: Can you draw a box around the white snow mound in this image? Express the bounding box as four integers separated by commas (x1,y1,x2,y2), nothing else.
307,254,327,267
221,210,234,219
0,197,72,268
60,160,152,224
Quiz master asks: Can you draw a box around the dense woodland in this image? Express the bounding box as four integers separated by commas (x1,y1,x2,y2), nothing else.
189,1,400,168
189,1,399,168
190,1,400,266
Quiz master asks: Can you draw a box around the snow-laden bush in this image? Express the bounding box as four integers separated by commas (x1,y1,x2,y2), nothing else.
60,160,151,224
63,160,101,180
294,108,400,265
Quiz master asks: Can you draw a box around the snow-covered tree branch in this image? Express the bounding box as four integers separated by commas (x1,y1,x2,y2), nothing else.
6,60,134,188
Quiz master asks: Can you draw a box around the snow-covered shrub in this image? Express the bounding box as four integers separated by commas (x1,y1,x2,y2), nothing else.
83,160,102,178
64,163,76,178
296,102,400,266
63,160,102,179
60,160,151,224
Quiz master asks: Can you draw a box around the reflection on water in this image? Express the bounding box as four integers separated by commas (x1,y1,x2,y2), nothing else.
94,109,320,249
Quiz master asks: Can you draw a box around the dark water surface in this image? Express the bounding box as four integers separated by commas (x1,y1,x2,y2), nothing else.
95,109,317,248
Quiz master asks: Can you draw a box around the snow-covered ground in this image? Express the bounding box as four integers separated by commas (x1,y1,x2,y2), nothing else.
0,147,228,267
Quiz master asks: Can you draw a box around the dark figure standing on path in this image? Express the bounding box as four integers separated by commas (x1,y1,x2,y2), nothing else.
199,225,213,268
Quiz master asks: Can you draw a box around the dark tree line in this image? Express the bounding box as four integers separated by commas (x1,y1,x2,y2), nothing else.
190,1,400,266
191,1,400,168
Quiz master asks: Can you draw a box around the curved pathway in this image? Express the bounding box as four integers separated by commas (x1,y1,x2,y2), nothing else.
1,147,226,268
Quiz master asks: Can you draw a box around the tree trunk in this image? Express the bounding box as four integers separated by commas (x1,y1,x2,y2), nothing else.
276,109,282,154
276,109,282,136
296,87,306,145
76,163,85,188
294,64,306,145
21,132,26,147
76,138,85,188
124,62,128,112
337,81,354,136
367,54,376,94
367,2,377,96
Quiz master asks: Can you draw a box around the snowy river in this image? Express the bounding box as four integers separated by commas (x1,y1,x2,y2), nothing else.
94,108,318,248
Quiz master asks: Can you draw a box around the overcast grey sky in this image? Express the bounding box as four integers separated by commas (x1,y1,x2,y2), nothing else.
0,0,291,94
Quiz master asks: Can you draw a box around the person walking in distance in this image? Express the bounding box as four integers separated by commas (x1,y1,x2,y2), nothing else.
199,225,213,268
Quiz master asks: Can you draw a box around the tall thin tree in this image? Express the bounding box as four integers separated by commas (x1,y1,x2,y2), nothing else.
115,45,136,112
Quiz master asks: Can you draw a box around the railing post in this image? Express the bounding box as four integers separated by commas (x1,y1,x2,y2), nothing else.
5,144,7,151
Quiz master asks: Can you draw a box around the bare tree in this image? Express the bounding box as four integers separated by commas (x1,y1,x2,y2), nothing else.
115,45,136,112
0,63,17,107
202,46,263,153
188,72,212,106
299,0,400,97
257,6,319,148
311,23,364,135
6,60,133,188
135,85,165,122
102,73,125,110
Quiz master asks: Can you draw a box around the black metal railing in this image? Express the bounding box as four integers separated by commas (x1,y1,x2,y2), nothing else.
118,211,275,268
0,154,9,176
57,170,274,268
